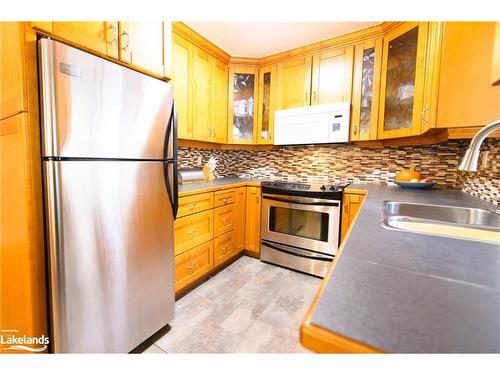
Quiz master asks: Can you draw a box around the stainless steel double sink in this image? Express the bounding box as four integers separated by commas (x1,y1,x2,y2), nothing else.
383,201,500,244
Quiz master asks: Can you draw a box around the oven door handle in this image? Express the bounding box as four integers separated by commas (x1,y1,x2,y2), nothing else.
261,240,335,261
263,195,339,207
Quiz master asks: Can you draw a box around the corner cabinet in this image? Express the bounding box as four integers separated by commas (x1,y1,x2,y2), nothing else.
227,66,259,144
257,65,276,144
378,22,429,139
350,39,383,141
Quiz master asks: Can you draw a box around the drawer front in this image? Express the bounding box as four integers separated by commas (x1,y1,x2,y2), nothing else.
178,192,214,218
174,210,213,256
214,203,235,237
175,241,213,292
214,189,235,207
214,230,235,267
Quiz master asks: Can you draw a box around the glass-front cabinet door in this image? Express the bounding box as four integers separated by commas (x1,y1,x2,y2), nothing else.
228,66,258,144
257,65,276,144
351,38,383,141
378,22,429,139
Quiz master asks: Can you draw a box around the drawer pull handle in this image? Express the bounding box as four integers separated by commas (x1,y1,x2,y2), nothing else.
187,202,197,208
221,246,230,255
187,229,197,237
221,218,229,224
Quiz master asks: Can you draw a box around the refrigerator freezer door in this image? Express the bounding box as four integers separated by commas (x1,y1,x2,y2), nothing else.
39,38,173,160
44,160,174,353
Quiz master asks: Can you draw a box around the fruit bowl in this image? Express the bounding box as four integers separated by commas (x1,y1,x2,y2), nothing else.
394,180,437,189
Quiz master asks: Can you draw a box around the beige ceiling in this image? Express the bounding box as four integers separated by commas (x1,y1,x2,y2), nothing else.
185,22,380,58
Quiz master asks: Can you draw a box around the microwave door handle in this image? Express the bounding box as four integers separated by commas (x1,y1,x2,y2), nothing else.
263,195,339,207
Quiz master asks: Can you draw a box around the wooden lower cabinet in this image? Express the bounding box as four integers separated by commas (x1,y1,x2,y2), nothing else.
245,187,261,257
0,113,47,352
177,192,213,218
233,187,246,252
174,240,213,293
214,189,236,207
214,231,236,267
340,192,366,243
214,203,235,237
174,210,213,256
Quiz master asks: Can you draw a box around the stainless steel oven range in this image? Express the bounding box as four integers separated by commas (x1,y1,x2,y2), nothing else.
260,181,350,278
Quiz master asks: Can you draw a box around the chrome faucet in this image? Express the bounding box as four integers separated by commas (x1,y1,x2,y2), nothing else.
458,119,500,172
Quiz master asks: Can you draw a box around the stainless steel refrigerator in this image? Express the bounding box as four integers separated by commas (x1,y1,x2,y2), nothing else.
38,38,178,353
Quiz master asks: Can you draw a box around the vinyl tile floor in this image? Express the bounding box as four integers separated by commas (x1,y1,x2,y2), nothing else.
144,256,322,353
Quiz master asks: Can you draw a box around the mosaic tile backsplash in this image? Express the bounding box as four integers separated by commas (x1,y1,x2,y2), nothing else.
178,139,499,204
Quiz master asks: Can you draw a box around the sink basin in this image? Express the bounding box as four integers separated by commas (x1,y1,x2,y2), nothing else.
383,201,500,244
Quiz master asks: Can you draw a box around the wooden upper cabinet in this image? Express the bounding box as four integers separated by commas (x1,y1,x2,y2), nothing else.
0,22,27,120
51,22,119,59
192,47,211,141
257,65,276,144
351,39,383,141
227,66,259,144
118,22,165,76
378,22,429,139
276,56,312,109
311,46,354,105
210,57,228,143
436,22,500,128
493,22,500,86
172,32,193,140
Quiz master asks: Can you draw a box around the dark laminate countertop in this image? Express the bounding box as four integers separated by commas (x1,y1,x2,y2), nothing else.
178,178,500,352
310,183,500,353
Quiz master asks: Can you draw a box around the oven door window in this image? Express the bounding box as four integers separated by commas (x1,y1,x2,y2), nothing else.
269,206,329,242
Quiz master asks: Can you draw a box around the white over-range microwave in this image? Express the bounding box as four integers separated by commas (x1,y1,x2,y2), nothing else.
273,102,350,145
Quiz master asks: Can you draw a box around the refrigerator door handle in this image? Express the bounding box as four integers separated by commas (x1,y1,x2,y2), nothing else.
164,101,178,219
164,160,178,219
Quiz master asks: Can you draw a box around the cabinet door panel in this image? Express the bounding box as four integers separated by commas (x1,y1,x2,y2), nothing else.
0,22,27,120
174,210,213,256
118,22,165,76
51,22,118,59
437,22,500,128
211,57,228,143
214,231,235,267
228,66,258,144
351,39,383,141
276,56,312,109
174,241,213,293
257,65,276,144
172,33,193,139
177,192,213,218
233,187,246,252
214,204,235,237
192,47,211,141
245,187,261,256
312,46,354,105
1,113,47,352
378,22,428,139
